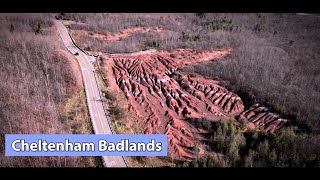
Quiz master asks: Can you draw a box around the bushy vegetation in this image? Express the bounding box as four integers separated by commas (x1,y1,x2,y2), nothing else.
0,14,99,167
107,92,127,120
180,119,320,167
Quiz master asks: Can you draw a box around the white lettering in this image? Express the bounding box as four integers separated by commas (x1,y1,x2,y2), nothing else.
12,140,21,152
155,142,162,152
48,143,55,151
99,140,108,151
74,143,81,151
82,142,95,152
137,142,146,151
56,142,64,151
21,140,29,151
116,140,124,151
65,139,73,151
147,139,155,151
108,143,115,151
29,143,38,151
129,143,136,151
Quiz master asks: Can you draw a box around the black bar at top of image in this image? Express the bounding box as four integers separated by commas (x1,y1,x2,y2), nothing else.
1,0,319,12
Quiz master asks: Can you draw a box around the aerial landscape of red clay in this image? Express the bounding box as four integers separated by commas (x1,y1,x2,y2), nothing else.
2,13,319,168
99,48,288,161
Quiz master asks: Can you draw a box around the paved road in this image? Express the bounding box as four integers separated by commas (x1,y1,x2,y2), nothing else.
55,20,127,168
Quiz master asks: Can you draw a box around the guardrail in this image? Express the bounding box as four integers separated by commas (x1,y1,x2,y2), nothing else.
67,30,89,56
65,25,130,168
91,67,130,168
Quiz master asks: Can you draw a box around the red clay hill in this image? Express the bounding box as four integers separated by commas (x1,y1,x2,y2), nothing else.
98,49,288,161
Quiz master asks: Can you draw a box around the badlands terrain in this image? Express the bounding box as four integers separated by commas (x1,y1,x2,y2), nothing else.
98,48,287,161
0,13,319,167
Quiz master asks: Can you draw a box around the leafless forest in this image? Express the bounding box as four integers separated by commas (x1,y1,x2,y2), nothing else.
0,14,100,167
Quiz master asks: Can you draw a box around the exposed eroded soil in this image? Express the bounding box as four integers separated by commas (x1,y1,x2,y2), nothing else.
72,26,164,42
99,49,289,161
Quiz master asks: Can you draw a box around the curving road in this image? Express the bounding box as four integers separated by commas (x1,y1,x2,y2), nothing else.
55,20,127,168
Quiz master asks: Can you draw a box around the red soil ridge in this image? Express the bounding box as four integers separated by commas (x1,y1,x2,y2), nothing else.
100,49,289,161
72,27,164,42
237,103,288,133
